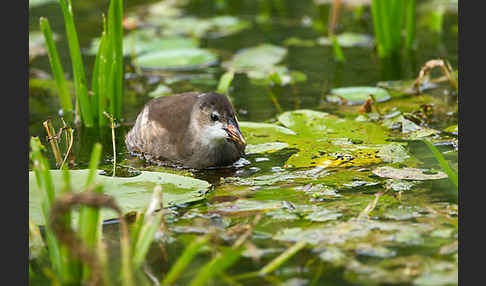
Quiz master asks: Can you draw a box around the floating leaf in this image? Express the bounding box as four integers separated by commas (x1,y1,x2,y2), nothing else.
245,142,289,154
317,33,373,48
283,37,316,47
29,0,56,8
141,16,250,38
372,166,448,180
276,110,389,168
136,48,218,71
223,44,287,72
327,86,391,105
148,84,172,98
89,32,199,56
377,143,410,163
29,170,210,225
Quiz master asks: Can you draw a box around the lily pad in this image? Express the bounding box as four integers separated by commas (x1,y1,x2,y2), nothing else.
283,37,316,47
89,33,199,56
29,0,56,8
245,142,289,155
276,110,389,168
377,143,410,163
317,33,373,48
141,15,250,38
224,44,287,72
327,86,391,105
372,166,448,180
29,170,210,225
136,48,218,71
148,84,172,98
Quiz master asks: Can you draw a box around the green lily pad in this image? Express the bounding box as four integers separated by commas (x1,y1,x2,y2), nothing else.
29,170,210,225
29,0,56,8
148,84,172,98
327,86,391,105
224,44,287,72
277,110,389,168
317,33,373,48
223,44,307,86
245,142,289,155
89,32,199,56
372,166,448,180
135,48,218,71
283,37,316,47
377,143,411,163
141,16,250,38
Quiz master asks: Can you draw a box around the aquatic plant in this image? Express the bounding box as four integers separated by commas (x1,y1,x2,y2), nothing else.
29,138,164,285
40,0,123,127
371,0,416,57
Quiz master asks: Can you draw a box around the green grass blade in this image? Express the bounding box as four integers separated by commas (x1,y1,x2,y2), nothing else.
107,0,124,120
77,143,103,279
217,71,235,94
331,34,345,62
188,247,244,286
39,17,73,122
30,137,76,282
405,0,416,50
132,212,163,269
423,140,458,190
162,235,211,286
258,241,307,276
58,0,94,126
371,0,385,57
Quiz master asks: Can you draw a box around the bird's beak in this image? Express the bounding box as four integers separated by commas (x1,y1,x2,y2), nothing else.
224,120,246,149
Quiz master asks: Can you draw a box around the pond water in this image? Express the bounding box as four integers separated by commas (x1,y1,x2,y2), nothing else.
29,0,458,285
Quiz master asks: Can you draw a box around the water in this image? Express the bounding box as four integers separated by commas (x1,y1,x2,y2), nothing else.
29,1,458,285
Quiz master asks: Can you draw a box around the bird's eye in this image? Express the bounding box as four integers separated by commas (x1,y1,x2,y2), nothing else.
210,113,219,121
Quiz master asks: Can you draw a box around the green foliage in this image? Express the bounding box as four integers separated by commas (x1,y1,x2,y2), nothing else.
39,18,73,122
29,138,166,285
423,139,458,191
41,0,124,127
371,0,416,57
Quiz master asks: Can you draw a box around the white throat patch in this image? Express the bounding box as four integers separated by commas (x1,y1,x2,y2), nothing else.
199,122,227,149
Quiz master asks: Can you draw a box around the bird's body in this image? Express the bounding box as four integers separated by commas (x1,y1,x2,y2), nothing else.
125,92,246,169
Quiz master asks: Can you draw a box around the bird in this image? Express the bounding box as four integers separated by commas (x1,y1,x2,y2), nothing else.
125,91,246,169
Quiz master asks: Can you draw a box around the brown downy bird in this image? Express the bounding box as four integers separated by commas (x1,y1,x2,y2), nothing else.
125,91,246,169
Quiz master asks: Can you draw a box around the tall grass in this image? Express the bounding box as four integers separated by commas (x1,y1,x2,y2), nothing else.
371,0,415,58
41,0,123,127
29,138,162,285
39,18,73,122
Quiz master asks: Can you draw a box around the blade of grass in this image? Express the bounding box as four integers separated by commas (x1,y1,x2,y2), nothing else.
423,139,458,190
161,235,211,286
330,34,345,62
58,0,94,126
132,185,164,269
39,18,73,122
258,241,307,276
107,0,124,120
371,0,385,57
30,137,75,282
188,247,244,286
217,70,235,94
405,0,415,50
77,143,103,279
